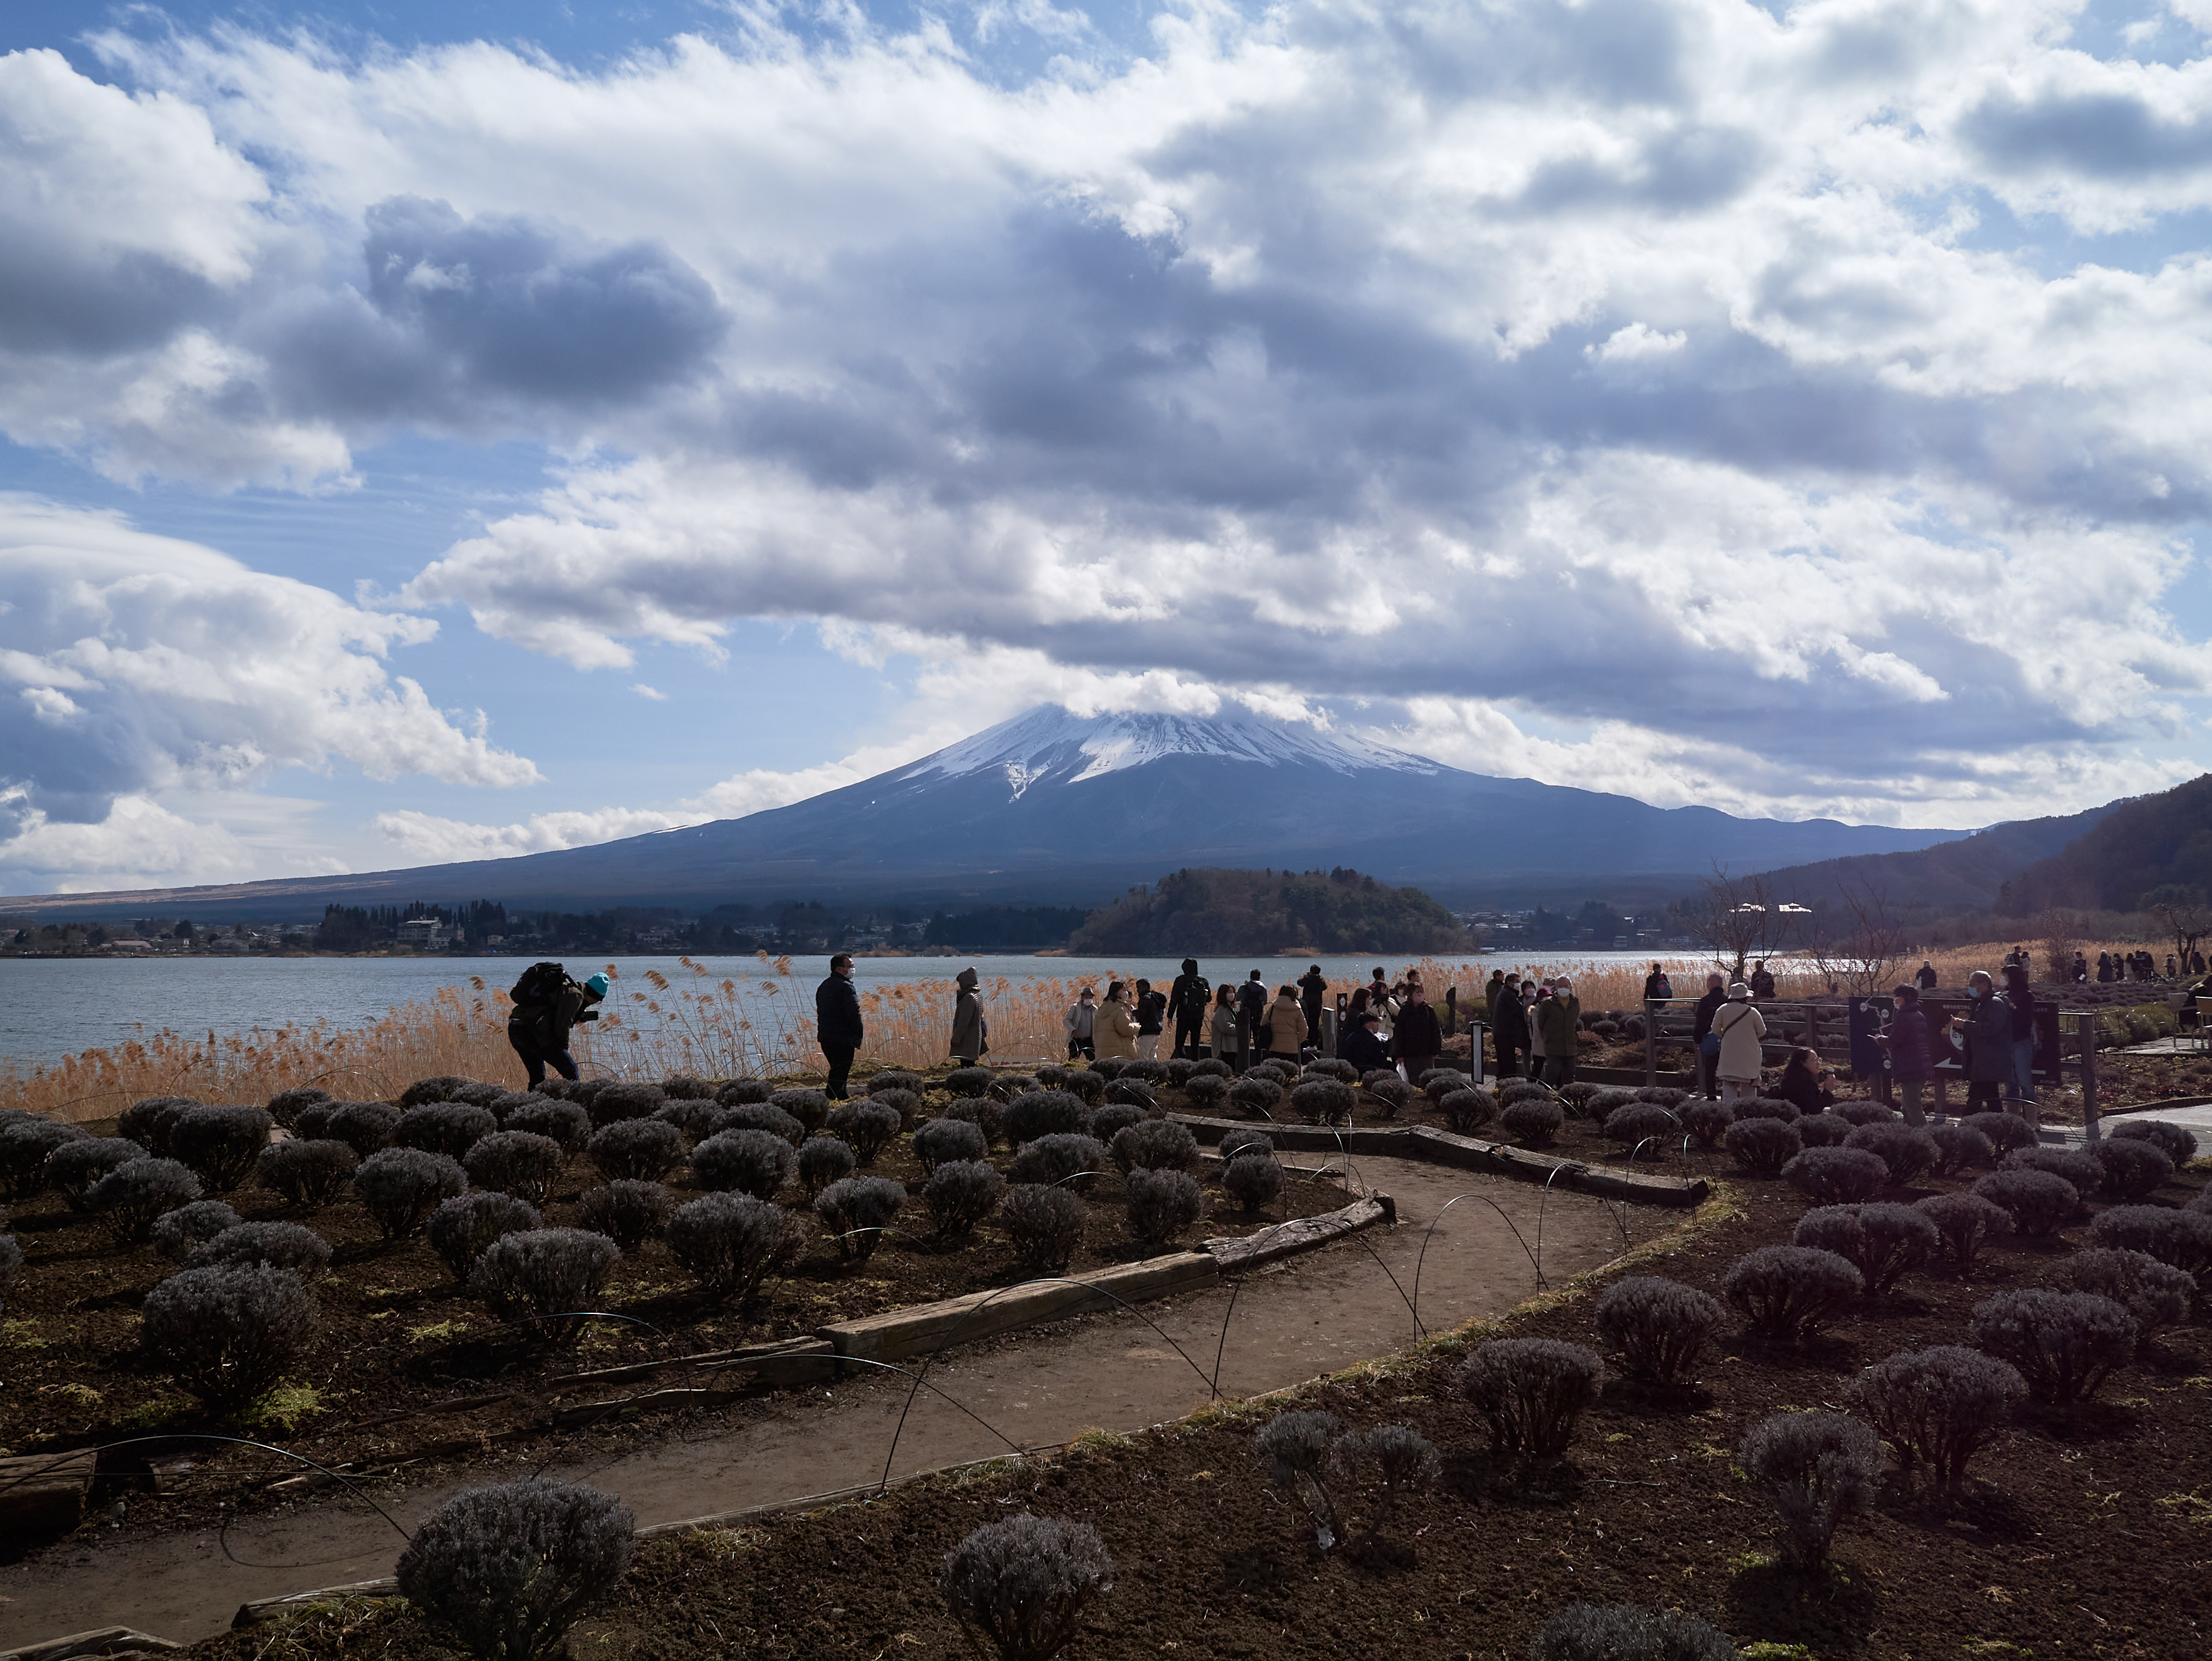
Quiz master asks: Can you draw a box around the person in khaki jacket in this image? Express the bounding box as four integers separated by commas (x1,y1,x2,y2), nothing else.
1267,985,1308,1061
1095,980,1140,1060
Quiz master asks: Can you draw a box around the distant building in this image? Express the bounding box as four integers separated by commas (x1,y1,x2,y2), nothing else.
396,918,448,951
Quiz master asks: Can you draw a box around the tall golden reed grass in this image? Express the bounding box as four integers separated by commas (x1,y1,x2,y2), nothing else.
0,945,2148,1124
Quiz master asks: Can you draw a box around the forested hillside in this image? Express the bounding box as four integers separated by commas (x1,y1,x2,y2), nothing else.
2002,774,2212,913
1068,867,1468,955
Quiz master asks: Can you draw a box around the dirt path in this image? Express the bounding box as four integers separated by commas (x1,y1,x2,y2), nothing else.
0,1155,1665,1646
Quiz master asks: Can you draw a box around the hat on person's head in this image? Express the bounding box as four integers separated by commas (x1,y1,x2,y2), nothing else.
1728,981,1751,1001
1356,1008,1381,1026
584,973,611,999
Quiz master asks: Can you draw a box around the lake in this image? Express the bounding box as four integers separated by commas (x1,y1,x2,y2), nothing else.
0,948,1699,1067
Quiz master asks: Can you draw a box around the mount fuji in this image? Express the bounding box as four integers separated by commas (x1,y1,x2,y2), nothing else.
5,705,1971,919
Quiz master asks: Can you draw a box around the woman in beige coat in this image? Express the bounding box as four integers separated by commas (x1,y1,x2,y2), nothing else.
1095,980,1139,1061
1267,986,1308,1060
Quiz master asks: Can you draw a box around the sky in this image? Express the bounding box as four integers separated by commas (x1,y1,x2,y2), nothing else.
6,0,2212,897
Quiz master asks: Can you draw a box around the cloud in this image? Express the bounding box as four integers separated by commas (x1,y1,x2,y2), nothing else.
0,789,345,896
372,805,698,862
0,496,542,848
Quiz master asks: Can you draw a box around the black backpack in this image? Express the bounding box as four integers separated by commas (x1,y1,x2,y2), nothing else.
509,961,567,1008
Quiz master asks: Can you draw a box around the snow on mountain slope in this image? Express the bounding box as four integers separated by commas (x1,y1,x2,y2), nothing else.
904,704,1438,799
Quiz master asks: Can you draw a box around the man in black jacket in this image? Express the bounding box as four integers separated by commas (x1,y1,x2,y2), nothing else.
1340,1007,1390,1074
1491,978,1529,1082
815,953,863,1100
1169,959,1209,1059
1298,964,1328,1052
1692,971,1727,1100
1237,970,1268,1069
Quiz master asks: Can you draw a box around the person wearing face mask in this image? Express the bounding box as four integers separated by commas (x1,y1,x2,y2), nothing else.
1538,977,1581,1086
1064,986,1098,1061
1394,982,1443,1083
1210,983,1242,1071
1961,969,2014,1117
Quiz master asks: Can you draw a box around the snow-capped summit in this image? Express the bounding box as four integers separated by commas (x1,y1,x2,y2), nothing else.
906,704,1438,800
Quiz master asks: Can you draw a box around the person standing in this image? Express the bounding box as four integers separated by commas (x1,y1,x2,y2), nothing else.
1961,970,2013,1117
2002,962,2037,1105
1169,959,1210,1060
816,954,863,1100
1916,959,1938,992
506,963,605,1087
1133,977,1167,1060
1526,983,1550,1078
1238,970,1269,1070
950,966,988,1064
1210,984,1242,1071
1643,962,1672,1001
1712,982,1766,1104
1367,966,1390,1010
2096,951,2113,983
1492,976,1529,1083
1749,959,1777,1000
1485,968,1507,1023
1692,971,1729,1100
1395,982,1443,1082
1064,986,1098,1061
1097,981,1139,1060
1538,977,1581,1086
1267,983,1308,1064
1881,984,1935,1127
1299,963,1328,1052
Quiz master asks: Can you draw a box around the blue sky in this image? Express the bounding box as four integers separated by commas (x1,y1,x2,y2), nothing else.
5,1,2212,894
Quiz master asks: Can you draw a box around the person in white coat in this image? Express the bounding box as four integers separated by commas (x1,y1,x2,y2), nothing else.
1712,981,1767,1104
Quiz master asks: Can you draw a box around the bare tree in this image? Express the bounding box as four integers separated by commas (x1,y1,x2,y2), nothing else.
1802,878,1911,999
1671,867,1796,982
2143,887,2212,974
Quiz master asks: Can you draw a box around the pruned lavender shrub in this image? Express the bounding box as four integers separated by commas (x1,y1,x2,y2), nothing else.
690,1128,794,1199
587,1118,684,1184
426,1192,542,1282
1165,1058,1198,1087
1000,1184,1085,1270
1971,1169,2079,1238
1459,1339,1604,1457
1218,1126,1275,1160
1828,1100,1895,1128
1294,1080,1358,1127
1586,1088,1638,1123
45,1137,143,1211
1929,1123,1996,1177
1636,1086,1690,1110
987,1072,1038,1104
1593,1277,1725,1384
149,1199,242,1262
2051,1248,2195,1334
504,1098,589,1153
2110,1117,2198,1167
815,1176,906,1262
1683,1100,1732,1150
1557,1081,1603,1119
652,1098,720,1142
1969,1288,2137,1402
255,1138,359,1210
1304,1058,1358,1085
1794,1112,1851,1148
352,1148,468,1240
1724,1117,1802,1176
1914,1191,2011,1271
712,1102,806,1147
1428,1071,1478,1104
1529,1603,1739,1661
189,1220,334,1275
1125,1167,1205,1245
463,1131,564,1207
1736,1411,1881,1569
1182,1074,1231,1114
451,1082,509,1110
119,1095,197,1155
396,1478,636,1661
1011,1133,1109,1193
396,1103,497,1161
399,1076,473,1110
1363,1076,1412,1117
796,1135,856,1197
1962,1111,2038,1155
945,1095,1008,1148
1729,1097,1800,1126
323,1101,401,1158
1192,1057,1232,1079
1110,1119,1200,1176
1226,1076,1282,1117
1254,1409,1344,1547
1603,1104,1680,1149
1222,1152,1285,1214
1421,1066,1469,1089
1503,1097,1565,1148
1722,1245,1864,1342
866,1069,925,1099
915,1117,989,1175
1793,1202,1938,1295
141,1262,320,1411
1088,1102,1148,1148
665,1192,805,1301
164,1105,273,1193
660,1074,715,1101
468,1227,621,1346
264,1086,331,1131
871,1088,924,1131
944,1066,995,1099
2087,1203,2212,1276
1057,1068,1107,1105
92,1158,203,1245
2002,1145,2104,1201
589,1081,665,1129
925,1160,1006,1240
715,1078,770,1108
1437,1088,1498,1135
1783,1146,1892,1205
825,1100,901,1165
567,1080,608,1115
1003,1091,1092,1148
940,1513,1114,1661
1332,1423,1440,1539
573,1179,674,1252
1103,1079,1157,1112
1844,1122,1939,1185
1853,1344,2025,1494
2092,1137,2175,1202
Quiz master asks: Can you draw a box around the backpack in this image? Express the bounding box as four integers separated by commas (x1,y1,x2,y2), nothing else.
509,961,567,1008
